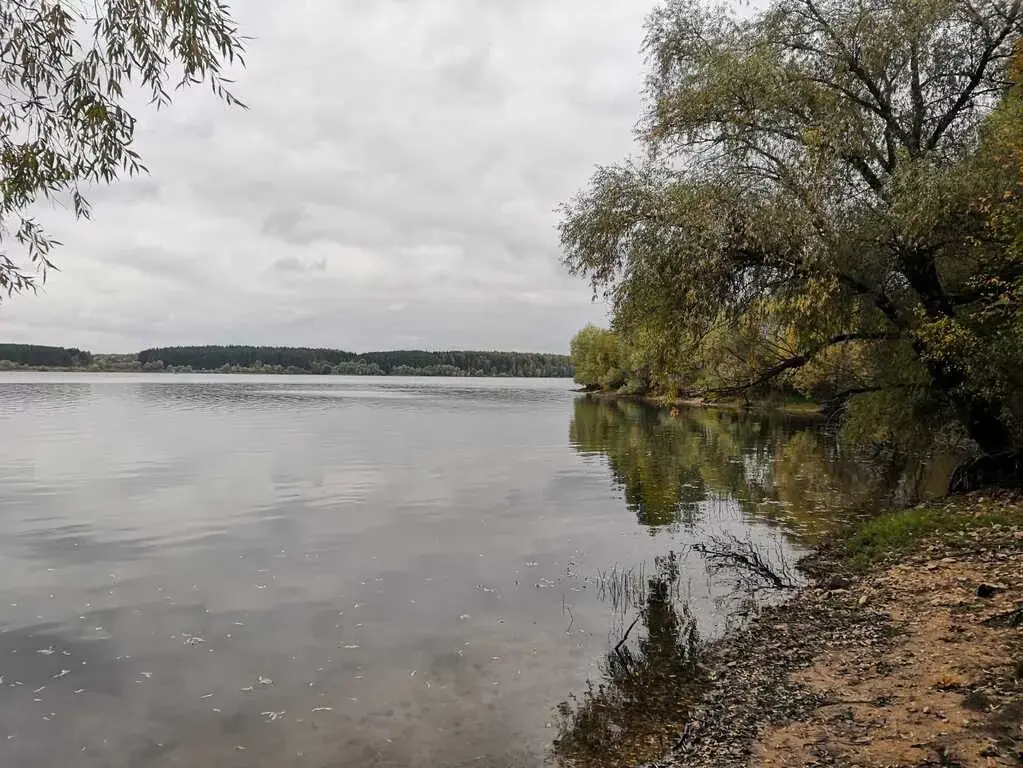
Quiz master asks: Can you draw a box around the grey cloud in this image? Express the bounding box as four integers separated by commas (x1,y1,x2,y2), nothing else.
84,178,162,205
272,255,327,274
262,207,312,244
4,0,645,352
123,246,203,285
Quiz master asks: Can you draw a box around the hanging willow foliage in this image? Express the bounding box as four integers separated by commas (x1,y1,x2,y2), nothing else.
0,0,247,296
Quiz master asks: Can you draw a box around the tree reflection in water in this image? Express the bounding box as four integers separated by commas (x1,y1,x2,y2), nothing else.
569,397,956,539
553,552,702,768
554,398,958,766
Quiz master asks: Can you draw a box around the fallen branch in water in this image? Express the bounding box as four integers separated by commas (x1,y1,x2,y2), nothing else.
693,535,798,593
613,615,642,661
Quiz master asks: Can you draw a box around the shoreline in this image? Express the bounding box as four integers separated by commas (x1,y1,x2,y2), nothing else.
0,367,574,378
576,388,824,416
558,492,1023,768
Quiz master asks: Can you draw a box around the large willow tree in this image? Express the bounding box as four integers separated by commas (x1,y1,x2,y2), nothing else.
0,0,246,297
561,0,1023,464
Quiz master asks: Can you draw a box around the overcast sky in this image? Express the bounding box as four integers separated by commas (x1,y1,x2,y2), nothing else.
3,0,654,354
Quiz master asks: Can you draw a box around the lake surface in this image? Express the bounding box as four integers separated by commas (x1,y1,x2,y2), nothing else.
0,375,926,767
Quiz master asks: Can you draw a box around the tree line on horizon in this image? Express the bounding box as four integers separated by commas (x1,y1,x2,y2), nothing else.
0,344,573,378
563,0,1023,485
0,344,94,369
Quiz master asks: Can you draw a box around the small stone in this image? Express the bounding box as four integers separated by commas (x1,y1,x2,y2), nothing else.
976,583,1006,599
962,691,993,711
857,594,869,607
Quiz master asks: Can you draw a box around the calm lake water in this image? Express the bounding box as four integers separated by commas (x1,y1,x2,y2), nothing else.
0,375,935,767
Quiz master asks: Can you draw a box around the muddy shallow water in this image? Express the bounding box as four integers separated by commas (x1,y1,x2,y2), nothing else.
0,375,924,767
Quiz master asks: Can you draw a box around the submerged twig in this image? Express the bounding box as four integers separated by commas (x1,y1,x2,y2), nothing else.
694,534,798,593
614,615,642,659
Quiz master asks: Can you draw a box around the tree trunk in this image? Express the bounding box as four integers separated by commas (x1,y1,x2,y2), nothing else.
903,255,957,319
923,355,1014,456
921,353,1022,490
899,247,1015,458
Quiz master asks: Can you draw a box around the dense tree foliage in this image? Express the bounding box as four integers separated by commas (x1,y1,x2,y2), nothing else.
561,0,1023,466
0,0,245,298
569,325,628,390
0,343,91,368
0,344,573,376
122,346,572,377
138,346,358,372
358,350,573,377
332,361,385,376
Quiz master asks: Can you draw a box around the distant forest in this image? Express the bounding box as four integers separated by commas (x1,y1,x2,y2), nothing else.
0,344,94,368
0,344,573,377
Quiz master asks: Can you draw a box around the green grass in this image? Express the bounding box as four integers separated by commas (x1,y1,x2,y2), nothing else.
844,495,1023,571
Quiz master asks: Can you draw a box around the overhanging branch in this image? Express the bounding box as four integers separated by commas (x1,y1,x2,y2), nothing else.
695,332,899,397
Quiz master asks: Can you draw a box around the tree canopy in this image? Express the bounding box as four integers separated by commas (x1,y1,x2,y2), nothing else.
0,343,91,368
138,345,358,372
561,0,1023,466
357,350,573,377
570,325,628,390
0,0,246,297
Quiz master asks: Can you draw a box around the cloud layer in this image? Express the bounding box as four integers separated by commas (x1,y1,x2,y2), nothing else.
3,0,652,353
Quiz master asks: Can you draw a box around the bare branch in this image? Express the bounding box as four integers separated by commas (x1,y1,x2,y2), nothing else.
693,535,798,592
926,0,1022,150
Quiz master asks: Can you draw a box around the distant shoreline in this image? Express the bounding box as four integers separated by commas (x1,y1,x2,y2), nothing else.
0,365,573,378
0,344,574,378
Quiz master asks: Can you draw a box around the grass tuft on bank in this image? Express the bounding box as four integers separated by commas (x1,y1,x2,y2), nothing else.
844,493,1023,571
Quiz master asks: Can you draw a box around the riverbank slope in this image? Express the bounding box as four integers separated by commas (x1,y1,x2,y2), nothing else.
654,492,1023,768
